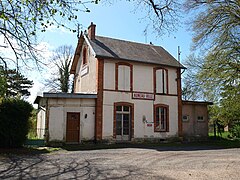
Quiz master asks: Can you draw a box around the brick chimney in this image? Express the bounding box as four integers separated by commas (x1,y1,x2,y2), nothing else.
88,22,96,40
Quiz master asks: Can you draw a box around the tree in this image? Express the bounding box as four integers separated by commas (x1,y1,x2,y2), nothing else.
183,0,240,127
45,45,73,92
0,66,7,97
4,69,33,97
107,0,182,36
0,0,99,67
184,0,240,92
0,98,33,147
182,54,207,101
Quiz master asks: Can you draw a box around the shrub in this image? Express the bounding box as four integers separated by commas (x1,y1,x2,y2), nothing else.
0,98,33,147
232,124,240,138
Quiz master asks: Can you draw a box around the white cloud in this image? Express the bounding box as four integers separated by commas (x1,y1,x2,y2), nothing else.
46,25,74,35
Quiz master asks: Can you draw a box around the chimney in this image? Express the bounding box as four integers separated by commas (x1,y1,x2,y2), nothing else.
88,22,96,40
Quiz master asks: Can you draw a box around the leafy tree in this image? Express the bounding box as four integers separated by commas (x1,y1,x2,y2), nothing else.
0,0,99,67
28,108,38,139
182,54,207,101
45,45,73,92
4,69,33,97
0,66,7,97
184,0,240,95
0,98,33,147
183,0,240,127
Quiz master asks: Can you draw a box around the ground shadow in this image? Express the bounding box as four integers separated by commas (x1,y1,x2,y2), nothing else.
0,154,174,179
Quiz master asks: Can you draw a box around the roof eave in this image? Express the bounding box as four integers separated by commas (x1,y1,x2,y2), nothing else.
70,32,84,74
43,92,97,99
182,100,213,105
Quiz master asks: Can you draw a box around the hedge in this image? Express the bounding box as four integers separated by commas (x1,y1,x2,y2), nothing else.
0,98,33,147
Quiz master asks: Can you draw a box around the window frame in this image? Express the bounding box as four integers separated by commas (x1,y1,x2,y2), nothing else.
115,62,133,91
154,104,169,132
113,102,134,139
153,67,169,94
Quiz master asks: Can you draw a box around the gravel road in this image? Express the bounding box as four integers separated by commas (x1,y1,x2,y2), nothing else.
0,147,240,179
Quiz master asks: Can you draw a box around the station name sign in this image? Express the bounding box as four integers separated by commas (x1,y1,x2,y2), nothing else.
132,92,155,100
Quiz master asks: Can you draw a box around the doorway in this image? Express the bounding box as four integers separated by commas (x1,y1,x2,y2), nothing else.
114,104,133,141
66,112,80,143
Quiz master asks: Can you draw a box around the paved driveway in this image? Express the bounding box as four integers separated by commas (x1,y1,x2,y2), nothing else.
0,147,240,179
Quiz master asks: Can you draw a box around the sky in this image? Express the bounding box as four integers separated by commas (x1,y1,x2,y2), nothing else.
23,1,193,105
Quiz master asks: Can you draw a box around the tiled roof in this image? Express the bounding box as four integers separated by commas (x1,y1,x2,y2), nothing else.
89,35,185,68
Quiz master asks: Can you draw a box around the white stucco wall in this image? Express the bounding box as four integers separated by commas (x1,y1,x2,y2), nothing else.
102,91,179,139
47,98,95,142
74,42,97,93
102,60,179,140
103,60,178,95
133,63,153,92
168,67,178,95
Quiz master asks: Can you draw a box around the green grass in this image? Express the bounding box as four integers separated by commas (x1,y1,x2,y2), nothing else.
208,131,232,139
207,131,240,148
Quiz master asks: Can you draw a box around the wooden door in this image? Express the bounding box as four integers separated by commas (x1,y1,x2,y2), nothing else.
66,112,80,143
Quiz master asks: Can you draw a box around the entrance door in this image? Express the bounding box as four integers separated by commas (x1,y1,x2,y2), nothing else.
66,112,80,143
116,106,131,141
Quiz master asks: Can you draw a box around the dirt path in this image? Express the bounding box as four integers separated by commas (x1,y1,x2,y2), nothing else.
0,147,240,179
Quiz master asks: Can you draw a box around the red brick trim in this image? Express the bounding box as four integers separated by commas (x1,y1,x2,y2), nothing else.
177,68,183,137
153,67,169,94
95,58,104,141
115,62,133,91
113,102,134,139
153,104,169,132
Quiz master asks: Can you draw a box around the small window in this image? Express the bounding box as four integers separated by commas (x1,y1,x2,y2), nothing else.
197,116,204,121
182,115,189,122
83,47,87,65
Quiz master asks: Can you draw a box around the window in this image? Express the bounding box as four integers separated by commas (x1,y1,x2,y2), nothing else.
197,116,204,121
116,62,133,91
182,115,189,122
83,47,87,65
154,68,168,94
154,104,169,132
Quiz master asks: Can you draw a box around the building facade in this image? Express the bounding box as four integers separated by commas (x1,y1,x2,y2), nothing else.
35,23,210,144
70,22,184,142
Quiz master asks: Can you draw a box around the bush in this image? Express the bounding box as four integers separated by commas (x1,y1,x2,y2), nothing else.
232,124,240,138
0,98,33,147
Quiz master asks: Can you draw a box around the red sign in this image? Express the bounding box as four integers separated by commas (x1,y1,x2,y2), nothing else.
147,124,152,127
132,92,154,100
